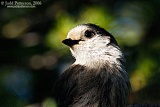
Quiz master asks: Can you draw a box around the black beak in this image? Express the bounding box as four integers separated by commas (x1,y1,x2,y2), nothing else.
62,38,80,47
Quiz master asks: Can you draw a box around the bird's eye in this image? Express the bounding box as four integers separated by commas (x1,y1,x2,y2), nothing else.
84,30,95,38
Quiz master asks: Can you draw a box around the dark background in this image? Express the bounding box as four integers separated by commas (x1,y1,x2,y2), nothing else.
0,0,160,107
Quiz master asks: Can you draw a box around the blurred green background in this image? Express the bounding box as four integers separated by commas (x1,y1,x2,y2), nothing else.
0,0,160,107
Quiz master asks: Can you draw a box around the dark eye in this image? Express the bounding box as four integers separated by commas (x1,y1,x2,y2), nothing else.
84,30,95,38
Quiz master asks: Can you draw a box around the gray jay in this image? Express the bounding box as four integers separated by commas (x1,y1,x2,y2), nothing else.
53,23,131,107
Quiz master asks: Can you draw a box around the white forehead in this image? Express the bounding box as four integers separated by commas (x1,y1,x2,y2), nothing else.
68,25,88,36
67,25,88,40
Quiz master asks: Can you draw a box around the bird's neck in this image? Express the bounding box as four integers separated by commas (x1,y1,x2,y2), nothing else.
73,46,124,71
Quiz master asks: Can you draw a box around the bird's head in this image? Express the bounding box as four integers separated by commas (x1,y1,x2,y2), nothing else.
62,23,124,68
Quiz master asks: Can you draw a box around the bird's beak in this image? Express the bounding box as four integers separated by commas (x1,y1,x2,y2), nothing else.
62,38,80,47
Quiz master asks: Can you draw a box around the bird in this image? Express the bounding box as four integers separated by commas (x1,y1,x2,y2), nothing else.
53,23,131,107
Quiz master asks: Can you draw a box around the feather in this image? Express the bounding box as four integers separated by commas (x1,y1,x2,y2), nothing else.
53,64,130,107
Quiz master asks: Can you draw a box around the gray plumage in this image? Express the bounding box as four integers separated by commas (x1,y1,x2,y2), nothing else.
53,23,131,107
